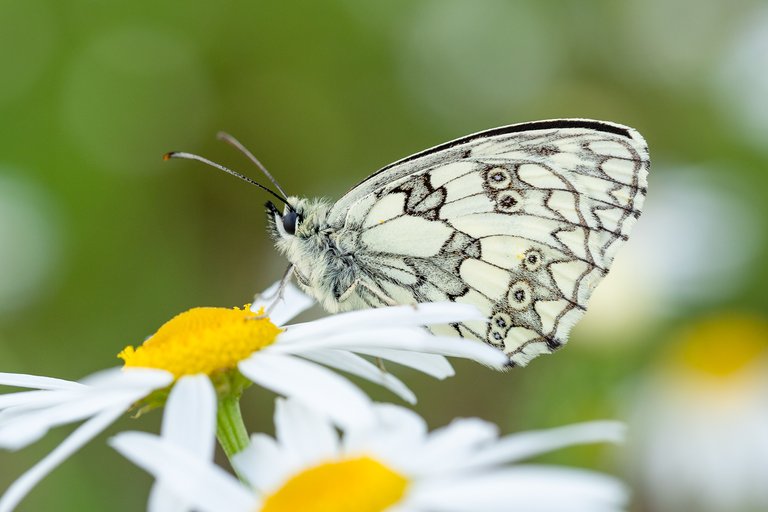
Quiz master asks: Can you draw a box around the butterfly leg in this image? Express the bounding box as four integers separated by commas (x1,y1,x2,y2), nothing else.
376,356,388,374
252,265,294,319
357,281,398,307
338,279,397,307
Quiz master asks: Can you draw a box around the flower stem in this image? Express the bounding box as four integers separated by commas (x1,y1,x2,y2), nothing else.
216,394,250,481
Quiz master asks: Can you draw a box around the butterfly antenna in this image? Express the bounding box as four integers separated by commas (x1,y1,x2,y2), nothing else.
216,131,290,201
163,151,295,211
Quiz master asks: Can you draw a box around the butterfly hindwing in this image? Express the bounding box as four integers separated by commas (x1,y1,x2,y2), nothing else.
321,119,648,366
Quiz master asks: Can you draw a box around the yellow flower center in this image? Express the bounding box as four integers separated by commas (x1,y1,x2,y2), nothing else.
118,306,281,378
260,456,409,512
672,313,768,379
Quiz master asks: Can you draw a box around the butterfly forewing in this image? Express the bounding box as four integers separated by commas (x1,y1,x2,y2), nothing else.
325,119,648,366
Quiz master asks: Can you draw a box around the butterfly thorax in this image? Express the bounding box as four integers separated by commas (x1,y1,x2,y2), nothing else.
270,197,361,312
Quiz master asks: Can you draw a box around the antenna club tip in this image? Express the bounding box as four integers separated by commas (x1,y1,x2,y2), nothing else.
162,152,176,161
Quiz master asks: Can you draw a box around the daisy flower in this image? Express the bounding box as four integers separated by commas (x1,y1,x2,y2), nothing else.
0,282,507,511
112,397,628,512
625,312,768,512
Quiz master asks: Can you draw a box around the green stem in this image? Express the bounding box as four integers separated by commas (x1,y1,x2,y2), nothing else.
216,394,250,481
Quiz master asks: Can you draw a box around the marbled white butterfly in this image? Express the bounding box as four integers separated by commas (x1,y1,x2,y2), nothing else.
168,119,649,366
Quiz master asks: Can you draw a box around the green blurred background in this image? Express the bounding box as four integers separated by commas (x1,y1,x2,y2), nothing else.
2,1,768,510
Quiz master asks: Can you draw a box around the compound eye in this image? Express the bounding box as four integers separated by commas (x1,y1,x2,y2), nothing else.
282,210,299,235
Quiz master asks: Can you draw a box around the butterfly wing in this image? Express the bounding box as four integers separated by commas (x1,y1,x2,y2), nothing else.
326,119,649,366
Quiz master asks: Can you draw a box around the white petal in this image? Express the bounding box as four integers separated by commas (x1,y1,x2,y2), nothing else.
0,389,140,450
239,353,374,429
0,373,85,391
276,329,508,369
371,335,507,369
76,367,125,386
0,405,125,512
344,403,427,454
270,326,430,352
277,326,427,346
0,390,79,411
148,485,192,512
372,403,428,438
160,375,217,458
406,466,627,512
353,348,454,379
301,349,416,404
282,302,485,340
425,418,499,454
0,392,82,426
401,419,499,475
464,421,626,468
149,375,217,512
111,432,257,512
81,367,173,390
274,398,340,468
233,433,290,493
251,281,314,326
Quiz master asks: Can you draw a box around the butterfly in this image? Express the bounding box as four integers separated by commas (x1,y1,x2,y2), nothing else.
167,119,649,367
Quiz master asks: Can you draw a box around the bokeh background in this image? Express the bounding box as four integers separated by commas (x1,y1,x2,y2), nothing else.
2,1,768,510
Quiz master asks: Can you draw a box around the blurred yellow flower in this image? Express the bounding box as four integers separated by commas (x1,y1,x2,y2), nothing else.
626,312,768,512
669,312,768,379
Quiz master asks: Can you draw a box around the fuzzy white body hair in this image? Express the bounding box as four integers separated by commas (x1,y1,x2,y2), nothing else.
269,196,369,313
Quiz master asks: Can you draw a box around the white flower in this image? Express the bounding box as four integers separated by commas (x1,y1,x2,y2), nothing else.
0,367,173,512
625,312,768,512
0,282,507,511
112,397,628,512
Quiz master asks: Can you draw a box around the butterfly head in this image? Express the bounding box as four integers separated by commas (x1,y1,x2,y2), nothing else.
266,199,302,238
267,200,299,237
266,197,331,240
